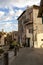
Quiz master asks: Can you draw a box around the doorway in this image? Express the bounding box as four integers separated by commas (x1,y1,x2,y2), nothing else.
26,38,30,47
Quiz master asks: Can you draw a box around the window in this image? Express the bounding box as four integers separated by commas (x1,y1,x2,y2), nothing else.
41,39,43,41
15,34,16,36
29,29,33,33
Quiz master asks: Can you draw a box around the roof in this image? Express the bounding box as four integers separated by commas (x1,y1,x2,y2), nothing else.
17,10,26,20
17,5,40,20
33,5,40,9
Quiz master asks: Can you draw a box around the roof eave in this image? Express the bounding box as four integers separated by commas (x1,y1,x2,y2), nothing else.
17,10,26,20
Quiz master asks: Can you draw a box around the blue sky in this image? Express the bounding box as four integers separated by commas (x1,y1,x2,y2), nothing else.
0,0,41,32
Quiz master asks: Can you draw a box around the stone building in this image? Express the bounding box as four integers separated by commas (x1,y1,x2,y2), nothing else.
0,32,7,46
11,31,18,43
18,5,43,48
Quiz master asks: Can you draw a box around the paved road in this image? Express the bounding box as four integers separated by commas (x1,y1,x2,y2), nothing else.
8,50,15,65
10,48,43,65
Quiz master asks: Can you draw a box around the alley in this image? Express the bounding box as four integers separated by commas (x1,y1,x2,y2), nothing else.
10,48,43,65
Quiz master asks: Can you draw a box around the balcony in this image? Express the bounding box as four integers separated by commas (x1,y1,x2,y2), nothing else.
23,20,33,25
23,19,30,24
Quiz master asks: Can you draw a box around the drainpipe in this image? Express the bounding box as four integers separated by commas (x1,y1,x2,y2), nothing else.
32,25,34,48
32,9,34,48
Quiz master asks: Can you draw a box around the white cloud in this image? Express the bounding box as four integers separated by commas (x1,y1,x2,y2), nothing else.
12,23,18,27
0,11,5,17
4,22,12,28
0,7,23,21
15,10,23,17
0,0,41,22
4,17,10,21
0,22,18,32
8,7,23,18
10,0,40,8
0,0,41,32
0,0,41,8
0,7,15,21
9,7,15,16
0,15,12,21
14,16,18,19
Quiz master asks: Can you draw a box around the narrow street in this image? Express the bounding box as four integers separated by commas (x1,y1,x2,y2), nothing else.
10,48,43,65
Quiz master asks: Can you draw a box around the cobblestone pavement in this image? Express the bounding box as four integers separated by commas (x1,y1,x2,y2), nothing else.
9,48,43,65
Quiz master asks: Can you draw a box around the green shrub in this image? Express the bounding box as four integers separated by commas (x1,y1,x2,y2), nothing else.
12,41,17,46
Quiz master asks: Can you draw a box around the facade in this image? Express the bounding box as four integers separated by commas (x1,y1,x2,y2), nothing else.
11,31,18,43
18,5,43,48
0,32,7,46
